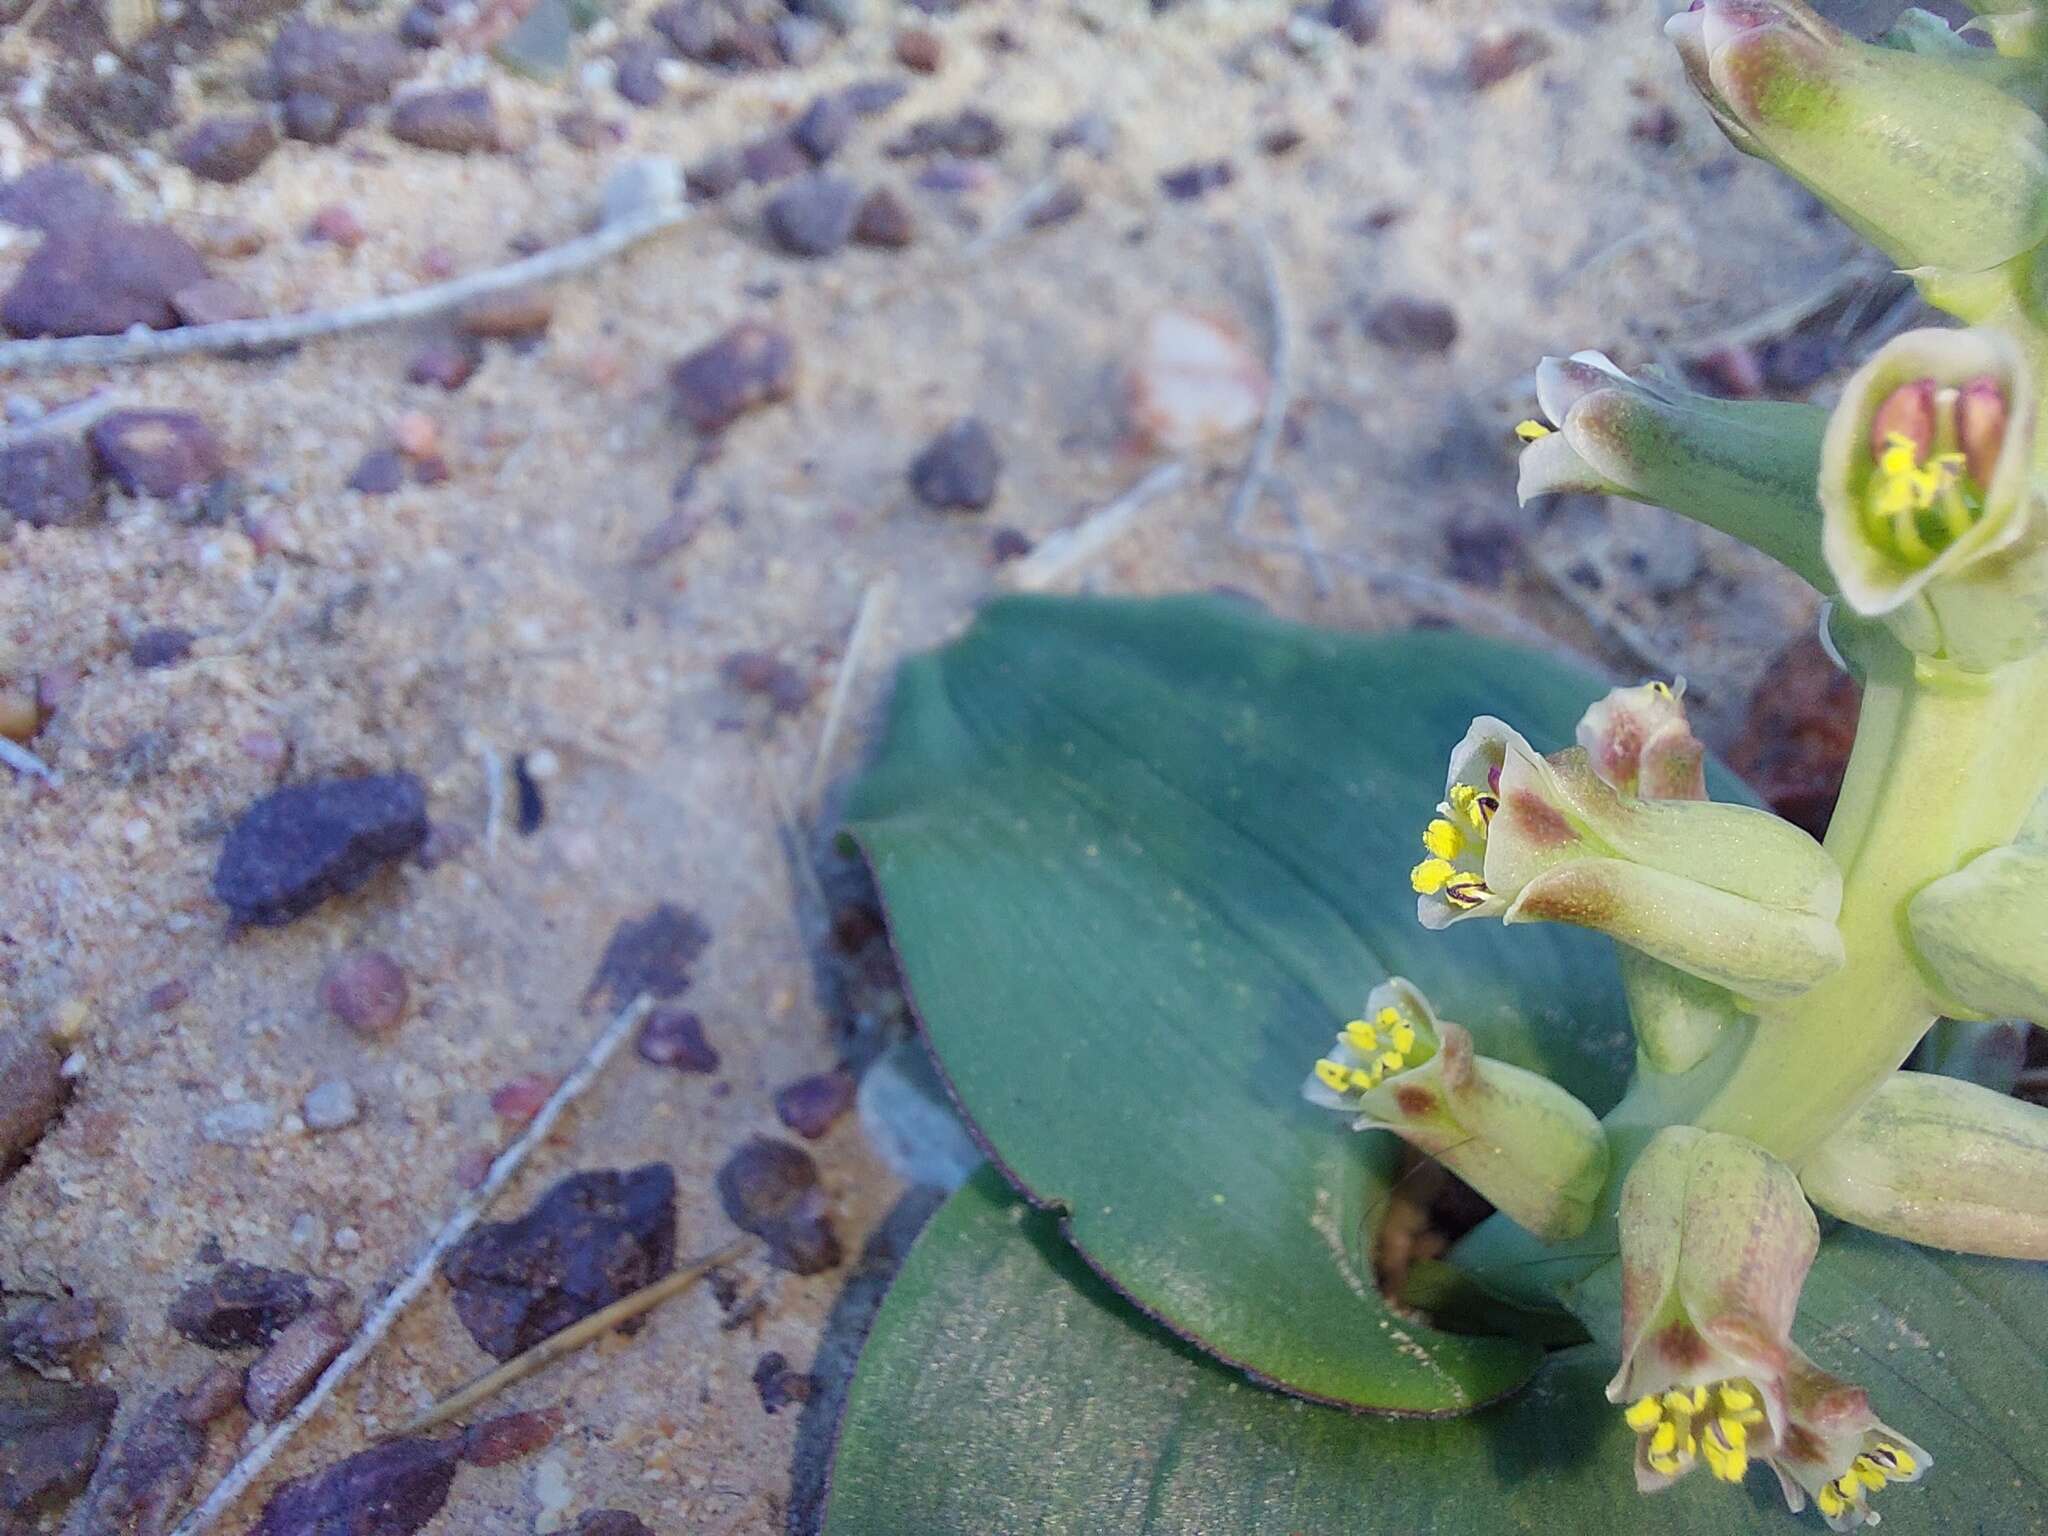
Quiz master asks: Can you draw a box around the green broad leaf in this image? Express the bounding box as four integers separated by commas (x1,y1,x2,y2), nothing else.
823,1171,2048,1535
843,594,1639,1412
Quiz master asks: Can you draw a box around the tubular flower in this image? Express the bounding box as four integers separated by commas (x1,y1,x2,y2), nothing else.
1765,1353,1930,1531
1303,978,1609,1239
1408,718,1844,1001
1608,1128,1818,1495
1516,351,1832,590
1819,327,2044,669
1666,0,2048,278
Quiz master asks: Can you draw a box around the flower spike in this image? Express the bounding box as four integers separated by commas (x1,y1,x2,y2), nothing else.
1303,979,1609,1240
1408,717,1844,1001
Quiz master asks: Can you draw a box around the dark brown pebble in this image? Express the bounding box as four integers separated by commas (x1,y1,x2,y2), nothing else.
684,152,743,203
320,949,409,1038
989,526,1033,563
1160,161,1233,201
389,87,498,153
1630,102,1682,148
886,109,1004,159
177,1365,246,1427
1258,123,1305,156
457,287,553,340
763,175,861,258
0,164,118,235
489,1073,555,1125
262,23,411,112
61,1388,204,1536
557,110,623,151
751,1351,815,1414
248,1436,458,1536
175,116,279,184
170,278,263,327
348,448,405,496
1728,630,1860,839
613,40,667,107
129,628,194,670
0,1367,118,1520
715,1136,842,1275
851,186,914,249
458,1407,562,1468
636,1007,719,1073
212,775,430,927
407,332,483,390
440,1165,677,1360
720,651,812,713
670,322,797,434
909,417,1000,511
244,1309,347,1423
841,78,909,116
584,904,710,1011
1324,0,1382,44
773,1069,855,1140
1,1298,108,1375
740,130,810,185
282,90,346,146
1024,180,1084,229
1,221,209,339
792,94,853,163
894,28,942,72
573,1514,654,1536
190,216,269,260
144,979,192,1014
0,438,104,530
399,1,448,48
88,411,225,500
1466,28,1551,89
1361,295,1459,355
167,1263,316,1350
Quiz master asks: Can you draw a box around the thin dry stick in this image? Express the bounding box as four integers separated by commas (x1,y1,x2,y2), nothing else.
1226,232,1329,596
395,1234,756,1436
0,189,692,374
167,993,656,1536
806,576,896,809
0,737,54,781
964,175,1066,259
1006,460,1190,591
0,391,114,449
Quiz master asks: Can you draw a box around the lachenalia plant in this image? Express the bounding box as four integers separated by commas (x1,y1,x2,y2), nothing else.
1303,0,2048,1527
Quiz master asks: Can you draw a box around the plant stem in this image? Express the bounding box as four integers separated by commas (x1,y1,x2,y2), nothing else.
1694,641,2048,1165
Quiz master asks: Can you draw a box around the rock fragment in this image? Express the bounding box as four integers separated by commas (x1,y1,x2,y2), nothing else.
2,223,208,339
715,1137,841,1275
211,775,429,927
175,117,279,184
167,1264,316,1350
248,1437,458,1536
908,418,1000,512
0,439,103,530
0,1367,116,1520
87,412,225,500
670,323,797,433
0,1033,65,1180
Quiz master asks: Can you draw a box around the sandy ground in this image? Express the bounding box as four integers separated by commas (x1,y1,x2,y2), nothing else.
0,0,1867,1530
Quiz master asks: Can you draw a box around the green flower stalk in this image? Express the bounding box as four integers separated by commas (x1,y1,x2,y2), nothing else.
1303,979,1609,1239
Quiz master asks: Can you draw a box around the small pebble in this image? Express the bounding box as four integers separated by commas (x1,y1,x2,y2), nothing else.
459,1407,563,1468
283,90,347,145
763,175,861,258
1024,181,1084,230
1361,295,1460,355
751,1351,815,1414
130,627,194,670
635,1008,719,1073
348,448,405,495
171,278,264,327
894,28,942,72
392,411,441,458
490,1073,556,1125
320,950,409,1037
178,1364,247,1426
306,203,367,248
175,116,279,184
407,332,483,391
1124,309,1269,451
670,322,797,434
851,186,914,248
1466,28,1551,89
389,87,499,153
792,94,854,163
0,1032,66,1176
200,1101,275,1147
2,221,210,339
612,41,667,107
1325,0,1382,44
301,1079,361,1132
457,287,553,341
740,130,811,185
842,79,909,116
244,1308,348,1422
720,651,811,713
169,1262,318,1349
715,1137,841,1275
886,109,1004,159
908,417,1001,512
773,1069,855,1139
1159,161,1234,201
246,1436,458,1536
0,438,104,529
87,410,226,499
0,164,118,234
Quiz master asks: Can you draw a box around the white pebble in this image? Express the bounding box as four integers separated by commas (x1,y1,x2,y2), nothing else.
302,1079,361,1132
199,1101,275,1146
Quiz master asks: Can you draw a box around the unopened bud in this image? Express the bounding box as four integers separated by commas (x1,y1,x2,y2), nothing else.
1866,377,1937,465
1954,375,2010,488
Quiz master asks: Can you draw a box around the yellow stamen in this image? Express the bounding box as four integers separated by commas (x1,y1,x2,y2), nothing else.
1410,857,1457,895
1443,872,1489,909
1390,1022,1417,1055
1314,1059,1350,1094
1817,1484,1848,1518
1514,418,1552,441
1624,1395,1663,1432
1342,1020,1378,1053
1378,1050,1406,1075
1870,1442,1917,1477
1375,1006,1402,1029
1422,817,1465,860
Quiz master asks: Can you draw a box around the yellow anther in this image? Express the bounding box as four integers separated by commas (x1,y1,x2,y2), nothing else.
1871,1443,1917,1477
1649,680,1673,698
1443,873,1489,909
1514,418,1552,441
1624,1396,1663,1432
1650,1422,1679,1456
1346,1067,1379,1092
1852,1457,1888,1493
1422,818,1465,860
1375,1006,1402,1029
1390,1022,1417,1054
1314,1060,1351,1094
1817,1484,1848,1518
1447,783,1491,833
1378,1050,1406,1074
1411,857,1457,895
1342,1021,1378,1053
1718,1385,1754,1413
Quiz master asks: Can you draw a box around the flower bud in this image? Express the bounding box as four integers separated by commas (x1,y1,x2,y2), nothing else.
1517,351,1832,590
1800,1070,2048,1258
1576,679,1707,802
1302,978,1609,1239
1409,717,1844,1000
1820,326,2047,669
1608,1127,1818,1490
1909,837,2048,1024
1765,1352,1929,1531
1668,0,2048,277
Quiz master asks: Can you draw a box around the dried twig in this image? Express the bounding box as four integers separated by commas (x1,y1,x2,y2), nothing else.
166,993,656,1536
0,164,691,375
1005,461,1189,592
0,391,115,449
1225,231,1328,596
964,176,1067,259
806,576,895,810
0,737,55,782
395,1234,755,1436
477,739,507,855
